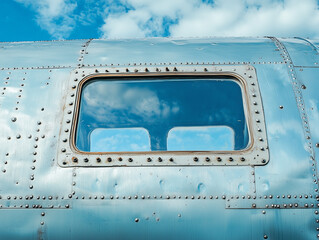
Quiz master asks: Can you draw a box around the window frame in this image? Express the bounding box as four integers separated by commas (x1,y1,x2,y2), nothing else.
57,65,269,167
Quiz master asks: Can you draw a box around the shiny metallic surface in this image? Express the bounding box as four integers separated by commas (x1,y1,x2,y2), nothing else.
0,37,318,239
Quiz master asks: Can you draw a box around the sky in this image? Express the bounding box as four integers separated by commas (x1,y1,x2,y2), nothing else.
1,0,319,42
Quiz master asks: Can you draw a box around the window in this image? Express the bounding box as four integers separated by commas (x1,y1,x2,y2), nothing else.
58,65,269,166
75,77,249,152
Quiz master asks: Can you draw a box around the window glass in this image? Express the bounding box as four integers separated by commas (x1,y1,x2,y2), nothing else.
90,128,150,152
75,77,249,152
167,126,234,151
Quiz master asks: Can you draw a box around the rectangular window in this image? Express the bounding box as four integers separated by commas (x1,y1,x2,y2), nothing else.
58,65,269,166
75,77,249,152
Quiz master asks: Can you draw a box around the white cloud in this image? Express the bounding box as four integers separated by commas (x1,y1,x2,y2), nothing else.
100,0,319,38
15,0,319,39
15,0,77,39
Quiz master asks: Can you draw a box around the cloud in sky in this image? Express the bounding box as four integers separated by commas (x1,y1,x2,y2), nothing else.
15,0,77,39
15,0,319,39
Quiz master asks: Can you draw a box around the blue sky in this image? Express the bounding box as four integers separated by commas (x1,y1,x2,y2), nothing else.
1,0,319,41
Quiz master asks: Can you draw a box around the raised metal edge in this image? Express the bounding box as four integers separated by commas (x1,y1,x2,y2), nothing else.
57,65,269,167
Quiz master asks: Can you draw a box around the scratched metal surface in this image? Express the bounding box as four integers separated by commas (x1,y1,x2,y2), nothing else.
294,67,319,179
311,39,319,49
0,37,318,240
279,38,319,67
0,40,86,69
83,37,283,66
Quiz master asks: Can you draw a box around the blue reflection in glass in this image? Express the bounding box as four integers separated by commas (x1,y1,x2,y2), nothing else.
90,128,150,152
76,77,249,152
167,126,234,151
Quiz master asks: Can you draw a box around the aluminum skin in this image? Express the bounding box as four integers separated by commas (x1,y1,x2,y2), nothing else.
0,37,318,240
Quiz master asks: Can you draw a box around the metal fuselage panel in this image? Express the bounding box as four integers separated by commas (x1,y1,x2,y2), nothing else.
0,37,318,240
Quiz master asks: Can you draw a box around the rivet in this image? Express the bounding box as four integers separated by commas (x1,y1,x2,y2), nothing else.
229,157,233,161
193,157,198,162
147,157,152,162
84,158,89,163
252,203,256,208
128,158,133,162
240,157,245,162
40,222,44,225
118,157,123,161
63,138,67,142
16,134,21,139
107,157,112,162
262,210,266,214
279,105,284,109
217,157,222,162
96,157,101,163
169,158,173,162
73,157,78,163
135,218,139,222
205,157,210,162
65,204,70,208
264,235,268,239
301,84,306,89
11,117,17,122
61,148,66,153
158,157,162,162
316,143,319,148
